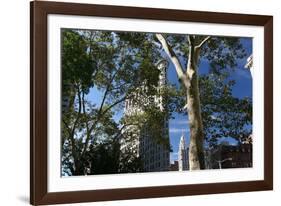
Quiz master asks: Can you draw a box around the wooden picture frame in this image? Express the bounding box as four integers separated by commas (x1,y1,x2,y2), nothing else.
30,1,273,205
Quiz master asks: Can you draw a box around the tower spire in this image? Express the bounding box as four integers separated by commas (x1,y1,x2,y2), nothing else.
178,131,189,171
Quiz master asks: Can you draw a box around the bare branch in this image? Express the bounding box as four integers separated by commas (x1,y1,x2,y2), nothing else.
62,119,72,136
70,87,82,139
62,153,73,164
187,35,192,46
186,35,197,80
81,53,128,155
82,95,127,156
195,36,211,49
66,87,83,165
100,96,127,117
113,122,142,141
155,34,185,81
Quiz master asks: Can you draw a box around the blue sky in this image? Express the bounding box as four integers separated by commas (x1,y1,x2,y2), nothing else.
86,37,253,163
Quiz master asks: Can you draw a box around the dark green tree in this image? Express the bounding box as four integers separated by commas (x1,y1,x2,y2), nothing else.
61,29,167,175
199,72,252,148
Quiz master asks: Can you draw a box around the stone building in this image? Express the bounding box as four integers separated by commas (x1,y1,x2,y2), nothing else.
120,60,170,172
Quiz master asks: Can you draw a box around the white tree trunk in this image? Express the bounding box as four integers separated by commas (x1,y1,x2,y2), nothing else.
186,37,205,170
155,34,206,170
186,66,205,170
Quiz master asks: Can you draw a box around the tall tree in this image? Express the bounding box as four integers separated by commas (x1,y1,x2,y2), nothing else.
155,34,247,170
199,73,252,148
61,29,165,175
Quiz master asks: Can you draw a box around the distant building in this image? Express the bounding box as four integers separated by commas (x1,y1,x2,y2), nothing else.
178,134,189,171
205,143,252,169
169,161,179,171
245,54,253,76
62,83,75,113
120,60,170,172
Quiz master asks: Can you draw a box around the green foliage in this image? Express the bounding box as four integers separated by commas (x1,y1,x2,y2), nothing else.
202,37,247,74
159,34,247,73
62,30,95,93
168,70,252,148
61,28,252,175
199,73,252,147
157,33,251,149
85,138,121,175
61,29,166,176
121,104,171,151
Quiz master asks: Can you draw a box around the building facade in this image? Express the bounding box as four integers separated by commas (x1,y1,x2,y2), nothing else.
245,54,253,76
120,60,170,172
169,161,179,171
178,134,189,171
204,143,252,169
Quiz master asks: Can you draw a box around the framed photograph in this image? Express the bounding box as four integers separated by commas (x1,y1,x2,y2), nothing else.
30,1,273,205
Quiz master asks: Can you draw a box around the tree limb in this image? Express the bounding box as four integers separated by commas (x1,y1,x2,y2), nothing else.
112,122,142,142
82,94,127,156
81,57,128,156
195,36,211,49
155,34,185,81
68,87,83,169
70,87,82,140
187,35,195,68
62,152,73,164
100,95,127,118
62,119,72,136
